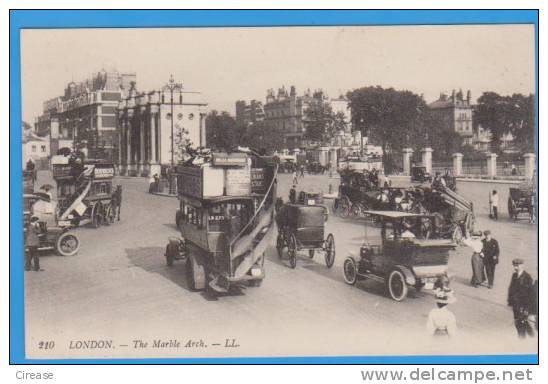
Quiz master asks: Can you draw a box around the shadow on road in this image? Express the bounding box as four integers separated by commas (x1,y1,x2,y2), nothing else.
125,246,193,293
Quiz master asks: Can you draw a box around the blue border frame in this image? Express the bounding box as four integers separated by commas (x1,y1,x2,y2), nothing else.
9,9,539,365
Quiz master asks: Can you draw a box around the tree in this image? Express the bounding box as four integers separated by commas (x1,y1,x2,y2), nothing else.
474,92,536,153
205,110,239,151
241,120,284,154
332,111,349,135
347,86,425,173
303,92,334,143
421,110,464,160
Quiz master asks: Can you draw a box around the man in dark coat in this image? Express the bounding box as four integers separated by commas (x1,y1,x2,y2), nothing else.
482,230,500,288
25,216,42,271
507,258,534,338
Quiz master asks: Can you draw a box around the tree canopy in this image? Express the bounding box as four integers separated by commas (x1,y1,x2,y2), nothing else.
474,92,535,153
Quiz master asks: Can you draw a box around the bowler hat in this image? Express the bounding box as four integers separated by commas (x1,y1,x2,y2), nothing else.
483,230,491,236
512,258,524,266
472,230,483,237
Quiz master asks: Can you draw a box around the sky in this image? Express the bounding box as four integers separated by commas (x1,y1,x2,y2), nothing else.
20,25,535,124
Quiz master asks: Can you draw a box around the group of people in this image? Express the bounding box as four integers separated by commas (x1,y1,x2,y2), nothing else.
463,230,500,289
291,165,306,185
429,229,538,339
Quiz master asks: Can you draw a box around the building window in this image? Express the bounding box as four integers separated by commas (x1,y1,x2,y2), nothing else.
101,106,117,115
41,145,46,153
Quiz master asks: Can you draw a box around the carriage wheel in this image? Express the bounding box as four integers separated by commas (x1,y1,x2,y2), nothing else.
55,232,80,256
309,249,315,259
343,257,357,285
351,203,363,218
91,202,103,228
324,234,335,268
288,235,297,269
276,232,285,259
340,197,351,218
387,269,408,301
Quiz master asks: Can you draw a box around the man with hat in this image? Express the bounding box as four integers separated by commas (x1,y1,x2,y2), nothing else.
482,230,500,289
507,258,535,338
463,231,485,287
25,216,42,271
426,289,458,337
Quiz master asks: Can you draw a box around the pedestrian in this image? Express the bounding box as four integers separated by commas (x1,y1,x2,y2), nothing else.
531,274,538,332
482,230,500,289
25,216,42,272
289,185,297,204
463,231,485,287
427,289,457,337
111,185,123,221
507,258,535,338
489,190,499,220
292,170,298,185
300,164,305,178
511,163,517,176
148,174,156,193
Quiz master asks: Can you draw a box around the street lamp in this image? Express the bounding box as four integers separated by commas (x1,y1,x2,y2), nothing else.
163,74,183,194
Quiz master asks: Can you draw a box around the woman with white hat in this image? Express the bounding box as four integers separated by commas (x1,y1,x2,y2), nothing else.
426,289,457,337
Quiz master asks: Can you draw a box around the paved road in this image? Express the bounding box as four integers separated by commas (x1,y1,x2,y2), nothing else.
24,172,537,359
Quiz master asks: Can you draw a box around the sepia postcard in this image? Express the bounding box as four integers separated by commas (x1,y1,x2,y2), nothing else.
11,11,538,363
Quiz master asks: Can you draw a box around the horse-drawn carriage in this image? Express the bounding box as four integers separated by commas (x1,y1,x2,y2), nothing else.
276,201,335,269
508,182,535,222
53,156,121,228
334,170,410,218
343,211,456,301
409,186,474,243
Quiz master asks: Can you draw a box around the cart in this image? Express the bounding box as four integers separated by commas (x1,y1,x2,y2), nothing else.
342,211,456,301
508,184,535,222
166,150,278,292
53,156,118,228
275,202,335,269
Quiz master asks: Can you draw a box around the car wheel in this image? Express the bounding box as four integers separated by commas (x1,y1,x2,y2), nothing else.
387,269,408,301
186,255,206,291
343,257,357,285
56,232,80,256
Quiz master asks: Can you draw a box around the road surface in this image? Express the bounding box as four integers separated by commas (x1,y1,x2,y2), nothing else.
24,171,537,359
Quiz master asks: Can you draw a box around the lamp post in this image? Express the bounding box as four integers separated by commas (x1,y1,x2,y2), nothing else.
163,74,182,194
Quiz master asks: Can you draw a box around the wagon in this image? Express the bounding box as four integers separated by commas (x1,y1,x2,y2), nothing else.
508,185,535,222
276,202,335,268
342,211,456,301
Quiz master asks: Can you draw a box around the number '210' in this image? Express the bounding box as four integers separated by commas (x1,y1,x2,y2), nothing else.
38,341,55,349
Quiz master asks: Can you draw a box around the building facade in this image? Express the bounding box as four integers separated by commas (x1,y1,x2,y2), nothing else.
263,86,327,149
22,128,50,167
34,69,136,161
428,89,474,145
235,99,265,126
117,85,208,177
